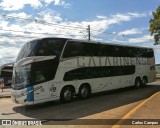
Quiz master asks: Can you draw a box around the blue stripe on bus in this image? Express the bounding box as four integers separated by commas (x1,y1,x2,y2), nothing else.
27,86,34,102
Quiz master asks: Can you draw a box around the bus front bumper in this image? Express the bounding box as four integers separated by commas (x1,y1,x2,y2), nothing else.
11,89,34,105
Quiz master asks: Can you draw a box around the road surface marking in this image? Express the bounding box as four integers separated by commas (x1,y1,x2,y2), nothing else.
112,91,160,128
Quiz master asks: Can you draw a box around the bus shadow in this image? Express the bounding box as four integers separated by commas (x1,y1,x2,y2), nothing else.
13,84,160,121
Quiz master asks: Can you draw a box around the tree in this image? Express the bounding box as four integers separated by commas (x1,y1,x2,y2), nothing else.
149,5,160,45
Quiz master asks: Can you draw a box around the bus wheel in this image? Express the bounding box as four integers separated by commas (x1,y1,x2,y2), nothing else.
135,77,141,88
60,87,73,103
142,77,148,87
79,84,90,99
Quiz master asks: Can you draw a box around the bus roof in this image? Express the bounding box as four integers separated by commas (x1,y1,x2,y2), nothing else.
0,62,14,71
28,37,153,50
70,38,153,50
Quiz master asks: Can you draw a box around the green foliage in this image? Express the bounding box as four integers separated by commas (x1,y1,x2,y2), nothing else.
149,5,160,45
156,64,160,66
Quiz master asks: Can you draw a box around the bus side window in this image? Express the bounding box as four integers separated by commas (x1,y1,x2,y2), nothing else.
36,39,65,57
63,41,83,58
34,70,46,84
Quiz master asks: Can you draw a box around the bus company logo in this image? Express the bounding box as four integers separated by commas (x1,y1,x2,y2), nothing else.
50,86,56,92
2,120,11,125
77,57,150,67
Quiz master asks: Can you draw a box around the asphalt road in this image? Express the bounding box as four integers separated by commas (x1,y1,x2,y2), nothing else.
0,80,160,126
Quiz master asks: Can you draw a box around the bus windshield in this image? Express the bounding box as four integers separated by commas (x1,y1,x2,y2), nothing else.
12,64,31,89
16,38,67,62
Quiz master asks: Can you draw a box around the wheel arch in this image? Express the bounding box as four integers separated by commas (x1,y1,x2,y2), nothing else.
143,75,148,82
78,83,91,94
60,85,76,94
135,76,141,82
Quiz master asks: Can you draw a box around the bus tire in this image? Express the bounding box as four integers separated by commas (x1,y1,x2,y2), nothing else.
135,77,141,88
142,76,148,87
60,86,73,103
78,84,90,99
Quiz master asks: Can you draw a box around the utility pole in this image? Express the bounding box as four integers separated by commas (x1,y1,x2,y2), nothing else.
87,25,91,41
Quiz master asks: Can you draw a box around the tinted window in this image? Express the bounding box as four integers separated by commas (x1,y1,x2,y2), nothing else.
16,38,66,62
62,41,83,58
64,66,135,81
99,45,154,58
127,47,154,58
99,45,112,56
16,40,38,62
99,45,126,57
0,71,12,77
0,66,13,77
83,43,99,56
63,41,154,58
142,48,154,57
34,70,46,84
33,68,56,85
36,38,66,57
63,41,99,58
31,59,59,85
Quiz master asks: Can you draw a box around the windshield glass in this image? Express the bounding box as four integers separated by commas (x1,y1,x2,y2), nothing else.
16,40,38,62
36,38,66,57
16,38,67,63
12,64,31,90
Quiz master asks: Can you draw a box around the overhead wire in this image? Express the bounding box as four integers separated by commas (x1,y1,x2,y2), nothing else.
0,14,87,31
0,28,84,38
0,13,156,43
91,29,154,42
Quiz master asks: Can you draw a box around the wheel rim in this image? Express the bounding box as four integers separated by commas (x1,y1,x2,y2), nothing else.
81,86,88,98
136,80,140,87
64,89,72,101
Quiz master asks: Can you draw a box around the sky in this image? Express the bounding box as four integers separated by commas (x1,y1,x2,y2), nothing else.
0,0,160,66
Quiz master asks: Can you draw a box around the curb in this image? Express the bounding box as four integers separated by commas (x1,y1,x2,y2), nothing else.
0,89,11,99
112,91,160,128
0,94,11,99
0,96,11,99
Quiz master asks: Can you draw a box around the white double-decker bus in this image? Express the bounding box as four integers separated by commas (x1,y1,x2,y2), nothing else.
11,37,156,105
